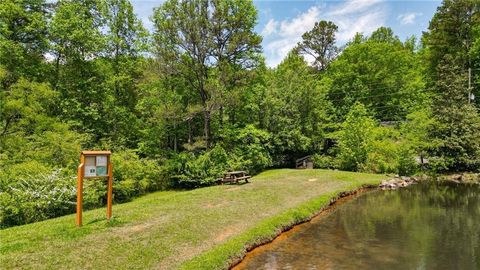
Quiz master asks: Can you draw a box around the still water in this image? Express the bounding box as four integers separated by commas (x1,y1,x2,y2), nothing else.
235,182,480,270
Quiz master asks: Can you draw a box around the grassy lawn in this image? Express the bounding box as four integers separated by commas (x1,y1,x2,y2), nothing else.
0,169,386,270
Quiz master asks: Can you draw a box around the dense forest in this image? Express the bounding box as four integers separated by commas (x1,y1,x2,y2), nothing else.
0,0,479,227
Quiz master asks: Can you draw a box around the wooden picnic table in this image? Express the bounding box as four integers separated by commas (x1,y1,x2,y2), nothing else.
217,171,251,184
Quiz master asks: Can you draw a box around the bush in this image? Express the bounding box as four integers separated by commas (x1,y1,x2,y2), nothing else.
111,150,167,202
0,169,76,227
0,152,167,228
312,154,336,169
362,127,399,174
225,125,273,174
167,145,229,188
336,103,376,171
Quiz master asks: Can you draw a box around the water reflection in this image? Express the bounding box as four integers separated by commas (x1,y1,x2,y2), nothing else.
235,182,480,270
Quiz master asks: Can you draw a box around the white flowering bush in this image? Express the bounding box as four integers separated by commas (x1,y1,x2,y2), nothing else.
0,169,104,228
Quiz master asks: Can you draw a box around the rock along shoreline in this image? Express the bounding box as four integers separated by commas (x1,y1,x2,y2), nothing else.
380,173,480,190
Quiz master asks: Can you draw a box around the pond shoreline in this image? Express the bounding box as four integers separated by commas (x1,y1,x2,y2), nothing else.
229,184,379,270
231,174,475,269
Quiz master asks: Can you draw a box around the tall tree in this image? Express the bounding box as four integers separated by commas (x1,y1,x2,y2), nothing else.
49,0,107,138
424,0,479,79
337,102,376,171
152,0,262,148
102,0,148,147
264,51,333,164
326,27,427,121
429,58,480,170
424,0,480,171
0,0,49,84
296,20,339,71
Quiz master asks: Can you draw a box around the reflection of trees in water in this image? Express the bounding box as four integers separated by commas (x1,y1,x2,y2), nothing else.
240,183,480,270
337,182,480,269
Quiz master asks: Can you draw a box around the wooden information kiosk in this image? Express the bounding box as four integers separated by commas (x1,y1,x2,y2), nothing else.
76,150,113,227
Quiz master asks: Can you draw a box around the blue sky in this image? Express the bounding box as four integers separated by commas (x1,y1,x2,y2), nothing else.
131,0,442,66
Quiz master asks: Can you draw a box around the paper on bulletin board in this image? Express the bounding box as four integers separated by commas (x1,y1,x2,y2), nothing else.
85,166,97,177
85,156,95,166
96,166,107,176
96,156,107,166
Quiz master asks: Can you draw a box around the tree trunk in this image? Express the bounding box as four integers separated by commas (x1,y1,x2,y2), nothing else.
219,106,223,128
203,108,211,149
173,120,177,152
188,118,192,145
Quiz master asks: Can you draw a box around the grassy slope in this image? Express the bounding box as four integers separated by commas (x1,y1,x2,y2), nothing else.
0,169,386,269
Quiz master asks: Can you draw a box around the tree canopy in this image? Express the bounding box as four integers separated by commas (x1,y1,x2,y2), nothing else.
1,0,480,227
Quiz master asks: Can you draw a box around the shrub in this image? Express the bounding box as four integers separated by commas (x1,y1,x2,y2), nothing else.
0,169,77,227
226,125,273,174
111,150,167,202
168,145,229,188
312,154,336,169
336,103,376,171
0,151,167,228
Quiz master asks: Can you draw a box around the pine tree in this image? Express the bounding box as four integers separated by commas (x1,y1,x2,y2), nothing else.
424,0,480,171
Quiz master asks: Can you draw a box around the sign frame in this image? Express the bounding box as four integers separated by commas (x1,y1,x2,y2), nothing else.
76,150,113,227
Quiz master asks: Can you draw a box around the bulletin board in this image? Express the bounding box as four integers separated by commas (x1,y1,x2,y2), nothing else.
76,151,113,227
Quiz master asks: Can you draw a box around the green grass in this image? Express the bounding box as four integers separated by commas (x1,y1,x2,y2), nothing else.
0,169,386,269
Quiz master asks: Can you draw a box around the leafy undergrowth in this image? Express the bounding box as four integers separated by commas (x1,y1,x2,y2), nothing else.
0,169,385,269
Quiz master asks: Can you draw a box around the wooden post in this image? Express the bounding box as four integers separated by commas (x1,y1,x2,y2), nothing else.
107,156,113,220
76,155,85,227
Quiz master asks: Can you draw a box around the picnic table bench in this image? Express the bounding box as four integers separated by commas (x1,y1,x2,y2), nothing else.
217,171,251,184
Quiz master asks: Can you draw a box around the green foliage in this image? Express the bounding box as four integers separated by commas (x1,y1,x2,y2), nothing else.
168,145,229,188
362,127,400,174
312,154,336,169
0,0,48,82
0,78,85,168
424,0,479,79
336,103,376,171
2,0,480,230
423,0,480,172
0,163,104,228
264,52,333,165
223,125,273,174
326,27,427,121
111,150,167,201
152,0,262,148
429,59,480,171
296,20,338,70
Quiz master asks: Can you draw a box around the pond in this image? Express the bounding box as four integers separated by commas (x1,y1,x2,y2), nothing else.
234,182,480,270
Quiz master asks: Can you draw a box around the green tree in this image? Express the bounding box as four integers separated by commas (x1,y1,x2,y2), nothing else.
296,20,339,71
424,0,479,80
400,107,437,169
429,58,480,171
337,103,376,171
326,27,427,121
424,0,480,171
264,52,333,165
151,0,262,148
101,0,148,147
0,0,48,83
49,0,108,139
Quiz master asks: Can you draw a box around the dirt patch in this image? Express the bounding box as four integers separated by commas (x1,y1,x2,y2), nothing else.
214,226,241,243
111,223,152,238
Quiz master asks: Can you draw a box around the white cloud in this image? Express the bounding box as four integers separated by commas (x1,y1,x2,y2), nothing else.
263,6,321,66
397,12,423,25
262,0,387,67
327,0,384,16
262,19,278,36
